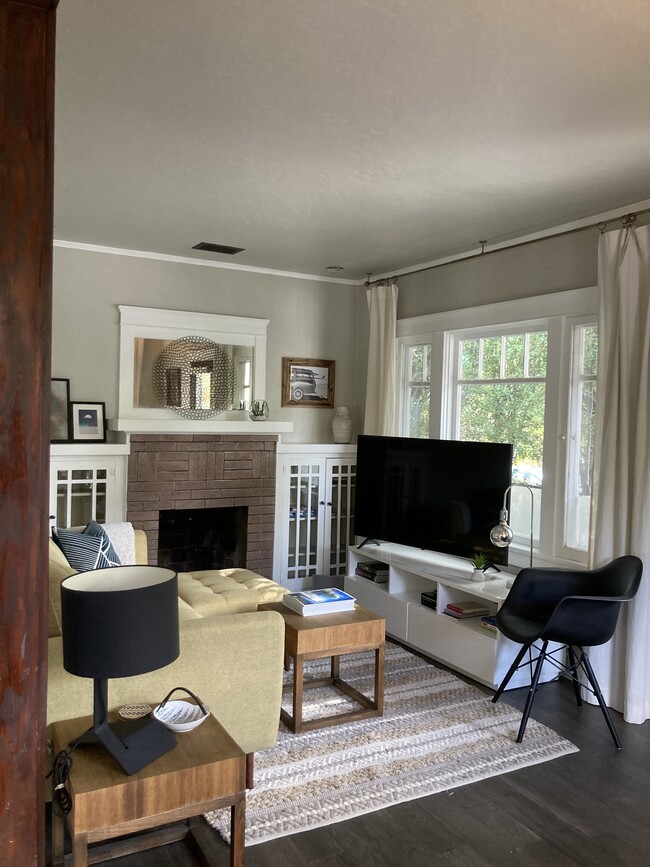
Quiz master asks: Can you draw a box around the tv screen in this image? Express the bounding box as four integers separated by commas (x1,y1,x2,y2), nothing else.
354,435,513,565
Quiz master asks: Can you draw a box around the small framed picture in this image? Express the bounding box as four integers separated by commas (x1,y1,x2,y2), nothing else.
70,401,106,442
282,358,335,408
50,378,70,443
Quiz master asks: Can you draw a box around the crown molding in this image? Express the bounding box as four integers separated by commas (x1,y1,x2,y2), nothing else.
53,240,359,286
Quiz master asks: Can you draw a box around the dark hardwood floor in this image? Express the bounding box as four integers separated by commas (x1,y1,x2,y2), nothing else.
46,652,650,866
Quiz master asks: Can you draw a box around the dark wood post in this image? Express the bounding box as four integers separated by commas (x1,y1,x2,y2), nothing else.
0,1,59,864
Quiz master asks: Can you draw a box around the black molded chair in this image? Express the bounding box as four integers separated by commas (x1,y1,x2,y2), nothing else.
492,556,642,748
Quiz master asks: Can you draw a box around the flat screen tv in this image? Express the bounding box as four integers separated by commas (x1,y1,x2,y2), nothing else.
354,435,514,566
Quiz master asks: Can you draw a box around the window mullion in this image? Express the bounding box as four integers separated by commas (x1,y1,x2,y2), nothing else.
524,333,530,378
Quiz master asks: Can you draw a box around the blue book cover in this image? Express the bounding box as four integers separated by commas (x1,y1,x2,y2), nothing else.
293,588,355,605
282,586,356,615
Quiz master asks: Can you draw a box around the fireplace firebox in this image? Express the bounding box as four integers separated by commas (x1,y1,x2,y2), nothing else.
158,506,248,573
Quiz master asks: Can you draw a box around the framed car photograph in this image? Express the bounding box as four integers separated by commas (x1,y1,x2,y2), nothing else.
282,357,335,408
50,378,70,442
70,401,107,442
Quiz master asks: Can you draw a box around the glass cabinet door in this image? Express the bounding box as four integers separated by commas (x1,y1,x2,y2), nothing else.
50,449,128,529
286,463,323,582
55,468,108,527
323,460,356,578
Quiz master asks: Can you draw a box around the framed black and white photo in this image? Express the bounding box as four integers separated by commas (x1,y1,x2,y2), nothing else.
70,401,106,442
282,357,335,408
50,378,70,442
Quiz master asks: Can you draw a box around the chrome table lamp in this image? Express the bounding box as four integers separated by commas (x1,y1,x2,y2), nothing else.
489,482,535,567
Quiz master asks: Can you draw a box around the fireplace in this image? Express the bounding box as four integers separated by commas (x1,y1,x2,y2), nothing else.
126,434,277,576
158,506,248,572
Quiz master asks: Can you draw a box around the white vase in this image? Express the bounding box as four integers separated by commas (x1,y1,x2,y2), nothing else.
471,568,485,582
332,406,352,443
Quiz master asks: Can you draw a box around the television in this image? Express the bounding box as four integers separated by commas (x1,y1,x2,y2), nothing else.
354,435,514,566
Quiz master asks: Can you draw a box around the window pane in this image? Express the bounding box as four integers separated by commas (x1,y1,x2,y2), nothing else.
582,325,598,375
460,340,479,380
527,332,548,377
459,382,546,474
409,345,430,382
504,334,525,378
481,337,501,379
579,381,597,497
565,323,598,552
408,386,430,438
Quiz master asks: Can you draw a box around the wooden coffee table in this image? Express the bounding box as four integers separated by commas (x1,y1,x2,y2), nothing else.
260,603,385,734
51,712,245,866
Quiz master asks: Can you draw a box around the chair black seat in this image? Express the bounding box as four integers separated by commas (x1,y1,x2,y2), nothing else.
496,610,548,644
492,555,642,748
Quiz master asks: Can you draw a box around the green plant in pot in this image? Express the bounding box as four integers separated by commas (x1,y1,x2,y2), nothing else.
470,552,490,582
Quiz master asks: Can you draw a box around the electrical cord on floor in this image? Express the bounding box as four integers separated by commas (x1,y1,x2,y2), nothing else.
47,744,76,817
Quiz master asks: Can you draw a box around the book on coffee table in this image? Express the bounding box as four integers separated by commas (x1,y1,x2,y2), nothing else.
282,587,356,616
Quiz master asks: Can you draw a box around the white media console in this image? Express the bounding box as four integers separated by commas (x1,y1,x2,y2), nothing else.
345,542,555,690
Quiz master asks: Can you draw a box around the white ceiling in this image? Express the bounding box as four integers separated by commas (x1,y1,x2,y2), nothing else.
54,0,650,282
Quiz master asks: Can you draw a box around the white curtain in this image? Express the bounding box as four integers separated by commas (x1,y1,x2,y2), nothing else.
363,282,398,436
588,223,650,724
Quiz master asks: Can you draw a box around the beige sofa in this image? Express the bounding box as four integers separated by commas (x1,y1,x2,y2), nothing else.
47,529,288,781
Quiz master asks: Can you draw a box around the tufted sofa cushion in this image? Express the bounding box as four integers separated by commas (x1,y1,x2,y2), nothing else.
177,568,287,615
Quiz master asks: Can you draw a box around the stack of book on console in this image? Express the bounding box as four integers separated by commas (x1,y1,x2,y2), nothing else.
480,614,498,633
354,561,389,584
282,587,356,616
443,600,491,620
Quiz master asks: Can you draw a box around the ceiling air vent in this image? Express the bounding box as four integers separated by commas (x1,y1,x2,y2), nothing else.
192,242,245,255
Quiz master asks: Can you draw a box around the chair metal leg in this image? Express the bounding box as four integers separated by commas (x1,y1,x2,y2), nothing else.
516,640,548,743
566,645,583,707
492,642,531,704
580,649,622,749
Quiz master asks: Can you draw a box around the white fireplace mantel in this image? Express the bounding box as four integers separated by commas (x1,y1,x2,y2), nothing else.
108,417,293,435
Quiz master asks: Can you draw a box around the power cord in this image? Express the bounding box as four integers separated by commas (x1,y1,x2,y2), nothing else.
47,746,76,816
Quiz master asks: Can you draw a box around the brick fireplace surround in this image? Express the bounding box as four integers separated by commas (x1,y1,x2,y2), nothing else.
126,434,278,576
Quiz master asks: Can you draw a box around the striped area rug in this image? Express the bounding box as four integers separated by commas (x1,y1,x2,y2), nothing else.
205,643,577,846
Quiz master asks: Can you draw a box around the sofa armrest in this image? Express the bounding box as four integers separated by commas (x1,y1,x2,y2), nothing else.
47,610,285,755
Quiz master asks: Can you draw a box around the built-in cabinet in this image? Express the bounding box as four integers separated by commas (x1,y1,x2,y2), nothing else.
273,445,356,589
49,445,129,528
345,542,557,690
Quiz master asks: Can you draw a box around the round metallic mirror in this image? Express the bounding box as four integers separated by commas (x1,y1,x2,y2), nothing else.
152,336,236,419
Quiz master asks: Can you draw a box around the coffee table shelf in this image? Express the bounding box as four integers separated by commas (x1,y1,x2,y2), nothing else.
260,603,386,734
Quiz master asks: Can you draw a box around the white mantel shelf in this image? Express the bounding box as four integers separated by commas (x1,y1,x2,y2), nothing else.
108,418,294,435
51,443,131,456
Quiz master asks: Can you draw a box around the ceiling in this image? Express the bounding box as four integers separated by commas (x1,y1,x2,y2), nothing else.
54,0,650,282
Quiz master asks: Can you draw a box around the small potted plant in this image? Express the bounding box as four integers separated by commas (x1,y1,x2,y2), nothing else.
470,552,490,582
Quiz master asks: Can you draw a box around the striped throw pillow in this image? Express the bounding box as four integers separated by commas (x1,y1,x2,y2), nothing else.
83,520,122,567
53,521,122,572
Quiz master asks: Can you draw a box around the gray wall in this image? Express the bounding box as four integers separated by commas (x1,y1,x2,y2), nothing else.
52,229,603,445
52,246,363,443
396,229,599,318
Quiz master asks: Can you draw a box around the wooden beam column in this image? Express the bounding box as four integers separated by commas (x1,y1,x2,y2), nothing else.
0,1,58,864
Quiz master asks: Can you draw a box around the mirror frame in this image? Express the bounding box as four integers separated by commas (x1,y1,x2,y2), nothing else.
117,305,268,423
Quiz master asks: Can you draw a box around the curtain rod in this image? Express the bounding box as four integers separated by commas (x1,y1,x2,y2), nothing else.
364,208,650,286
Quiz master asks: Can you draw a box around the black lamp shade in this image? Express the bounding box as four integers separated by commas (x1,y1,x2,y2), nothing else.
61,566,180,679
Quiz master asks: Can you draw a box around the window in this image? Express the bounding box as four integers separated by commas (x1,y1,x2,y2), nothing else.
405,344,431,438
454,328,547,482
397,288,598,565
564,322,598,552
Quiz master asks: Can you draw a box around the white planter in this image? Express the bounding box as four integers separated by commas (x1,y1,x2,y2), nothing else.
471,569,486,582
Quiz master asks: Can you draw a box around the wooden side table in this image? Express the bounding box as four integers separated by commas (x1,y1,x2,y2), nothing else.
260,603,385,734
51,712,245,867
